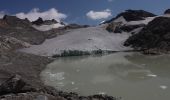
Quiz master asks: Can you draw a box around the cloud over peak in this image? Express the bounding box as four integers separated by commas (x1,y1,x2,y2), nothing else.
86,9,112,20
16,8,67,21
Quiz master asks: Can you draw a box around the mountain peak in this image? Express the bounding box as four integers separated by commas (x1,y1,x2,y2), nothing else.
32,17,44,25
104,9,156,24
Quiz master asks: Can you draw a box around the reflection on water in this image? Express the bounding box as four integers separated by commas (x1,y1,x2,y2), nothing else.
41,52,170,100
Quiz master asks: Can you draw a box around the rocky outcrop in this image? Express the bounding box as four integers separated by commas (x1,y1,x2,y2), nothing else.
114,24,145,33
0,36,30,53
124,17,170,53
32,17,63,26
104,10,156,23
0,15,46,45
32,17,44,25
106,22,122,33
164,9,170,14
0,75,26,95
43,19,61,25
106,21,145,33
3,15,31,27
105,10,155,33
106,19,145,33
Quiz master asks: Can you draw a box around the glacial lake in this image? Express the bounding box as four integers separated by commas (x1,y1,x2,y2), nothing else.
41,52,170,100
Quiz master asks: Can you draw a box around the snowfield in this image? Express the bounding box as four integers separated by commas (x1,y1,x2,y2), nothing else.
126,17,155,25
19,25,132,57
114,16,156,25
33,23,65,31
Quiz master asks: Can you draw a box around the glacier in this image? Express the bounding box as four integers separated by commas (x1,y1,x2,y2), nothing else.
19,25,132,57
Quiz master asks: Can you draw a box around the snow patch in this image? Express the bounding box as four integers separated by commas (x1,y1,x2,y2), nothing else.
126,17,156,25
33,23,65,31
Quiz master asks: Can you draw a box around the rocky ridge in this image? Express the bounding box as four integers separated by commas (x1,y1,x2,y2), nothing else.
124,17,170,54
32,17,65,26
104,9,156,24
105,10,156,33
0,15,46,45
104,9,170,54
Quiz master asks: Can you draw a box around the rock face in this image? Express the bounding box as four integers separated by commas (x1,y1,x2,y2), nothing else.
106,22,145,33
32,17,62,26
3,15,31,27
0,75,26,95
105,10,155,33
0,36,30,53
32,17,44,25
0,15,46,45
124,17,170,52
105,10,156,23
106,22,122,33
164,9,170,14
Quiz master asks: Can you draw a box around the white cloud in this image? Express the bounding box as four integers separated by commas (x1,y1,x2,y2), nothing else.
16,8,67,22
86,9,112,20
0,11,5,18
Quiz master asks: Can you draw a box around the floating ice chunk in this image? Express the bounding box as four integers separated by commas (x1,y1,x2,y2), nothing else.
147,74,157,77
46,72,65,80
71,82,75,85
98,92,106,95
160,85,168,90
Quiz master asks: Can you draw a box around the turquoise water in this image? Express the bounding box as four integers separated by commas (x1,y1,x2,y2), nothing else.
41,52,170,100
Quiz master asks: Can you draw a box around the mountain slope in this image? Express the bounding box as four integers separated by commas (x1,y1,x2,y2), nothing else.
20,26,132,57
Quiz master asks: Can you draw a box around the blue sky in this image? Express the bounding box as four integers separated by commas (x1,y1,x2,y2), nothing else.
0,0,170,25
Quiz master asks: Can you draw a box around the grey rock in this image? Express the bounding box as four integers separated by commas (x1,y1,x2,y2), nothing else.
0,75,26,95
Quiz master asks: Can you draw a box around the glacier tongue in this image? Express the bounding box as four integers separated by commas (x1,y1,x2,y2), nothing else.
19,26,132,57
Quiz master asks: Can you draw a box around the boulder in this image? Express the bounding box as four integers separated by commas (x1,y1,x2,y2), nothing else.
124,17,170,51
0,75,26,95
